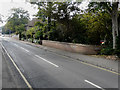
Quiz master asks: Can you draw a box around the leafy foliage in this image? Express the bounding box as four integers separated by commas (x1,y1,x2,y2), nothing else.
0,14,3,23
3,8,29,40
3,2,120,56
100,47,114,55
114,36,120,58
88,2,119,49
81,11,112,45
31,2,84,43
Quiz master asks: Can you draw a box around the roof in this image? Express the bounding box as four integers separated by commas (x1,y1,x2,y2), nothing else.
27,18,42,27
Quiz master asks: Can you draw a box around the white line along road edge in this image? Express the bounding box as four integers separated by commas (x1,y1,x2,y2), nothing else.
35,55,59,67
85,80,105,90
1,43,33,90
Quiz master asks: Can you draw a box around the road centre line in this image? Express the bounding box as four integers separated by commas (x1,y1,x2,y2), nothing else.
13,42,120,75
35,55,59,67
1,43,33,90
14,43,19,47
13,43,59,67
85,80,105,90
14,43,30,53
20,47,30,53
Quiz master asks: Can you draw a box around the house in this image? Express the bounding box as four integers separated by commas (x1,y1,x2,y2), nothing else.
26,18,42,30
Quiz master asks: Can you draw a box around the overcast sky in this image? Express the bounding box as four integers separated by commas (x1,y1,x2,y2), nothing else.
0,0,89,27
0,0,39,27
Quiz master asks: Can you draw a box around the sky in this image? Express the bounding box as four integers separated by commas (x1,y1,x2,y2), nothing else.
0,0,38,27
0,0,89,27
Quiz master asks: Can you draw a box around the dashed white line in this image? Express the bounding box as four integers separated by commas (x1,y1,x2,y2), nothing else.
14,43,58,67
14,43,29,53
35,55,59,67
85,80,105,90
20,47,30,53
14,44,18,47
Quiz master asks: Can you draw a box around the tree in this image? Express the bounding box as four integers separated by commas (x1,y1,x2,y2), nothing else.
31,2,82,41
81,11,112,45
118,11,120,34
5,8,29,39
112,2,119,49
15,24,26,40
31,2,54,34
0,14,3,23
88,1,120,49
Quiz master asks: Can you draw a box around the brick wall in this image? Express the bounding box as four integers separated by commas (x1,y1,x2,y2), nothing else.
42,40,101,55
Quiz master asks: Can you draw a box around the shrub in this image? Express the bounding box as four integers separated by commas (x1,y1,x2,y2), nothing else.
21,38,24,41
114,49,120,58
114,36,120,58
28,38,32,42
35,39,42,45
100,47,114,55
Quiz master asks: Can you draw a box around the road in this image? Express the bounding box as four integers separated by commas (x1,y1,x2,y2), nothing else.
1,36,119,89
0,36,2,90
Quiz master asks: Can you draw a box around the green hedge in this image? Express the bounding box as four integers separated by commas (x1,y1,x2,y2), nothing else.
100,47,114,55
114,36,120,58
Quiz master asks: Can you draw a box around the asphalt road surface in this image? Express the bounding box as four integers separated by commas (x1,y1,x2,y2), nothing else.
0,37,2,89
1,36,119,89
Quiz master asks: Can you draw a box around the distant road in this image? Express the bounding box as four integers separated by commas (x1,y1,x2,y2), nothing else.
1,37,119,89
0,36,2,90
1,36,28,88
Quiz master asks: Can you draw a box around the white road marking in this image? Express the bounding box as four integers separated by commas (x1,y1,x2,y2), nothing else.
85,80,105,90
14,43,29,53
14,43,58,67
20,47,30,53
14,44,18,47
1,43,33,90
35,55,59,67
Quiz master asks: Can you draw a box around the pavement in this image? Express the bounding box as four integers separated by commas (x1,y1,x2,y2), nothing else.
0,36,119,89
15,38,119,73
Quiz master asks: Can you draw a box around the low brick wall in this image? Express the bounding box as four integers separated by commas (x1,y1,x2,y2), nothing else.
42,40,101,55
12,35,19,40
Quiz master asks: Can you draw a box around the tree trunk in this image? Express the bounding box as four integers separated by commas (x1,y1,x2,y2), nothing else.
47,2,52,40
19,32,21,40
111,2,119,49
48,16,51,31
